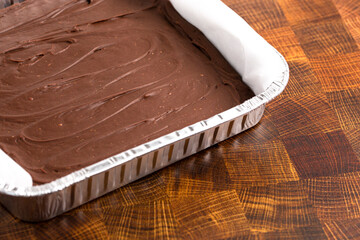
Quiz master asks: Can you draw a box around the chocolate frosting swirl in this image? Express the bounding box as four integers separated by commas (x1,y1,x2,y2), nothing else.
0,0,254,184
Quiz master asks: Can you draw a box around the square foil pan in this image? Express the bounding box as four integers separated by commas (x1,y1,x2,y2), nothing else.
0,0,289,222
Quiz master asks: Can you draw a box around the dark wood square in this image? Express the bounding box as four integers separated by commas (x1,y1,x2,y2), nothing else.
237,181,322,232
267,94,341,138
292,18,359,57
283,131,360,179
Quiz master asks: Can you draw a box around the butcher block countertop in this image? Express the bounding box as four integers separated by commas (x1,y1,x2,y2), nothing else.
0,0,359,239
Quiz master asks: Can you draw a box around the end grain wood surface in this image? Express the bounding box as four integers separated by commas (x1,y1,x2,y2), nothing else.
1,0,360,239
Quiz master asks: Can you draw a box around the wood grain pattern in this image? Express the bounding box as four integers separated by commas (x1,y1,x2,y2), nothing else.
277,0,340,25
170,191,250,239
258,27,307,61
238,181,321,231
229,0,288,31
283,131,360,178
267,94,341,137
0,0,360,239
310,52,360,92
343,17,360,48
281,59,322,96
224,140,299,188
103,200,180,239
327,88,360,130
305,172,360,221
292,19,359,56
333,0,360,48
345,129,360,159
323,218,360,239
333,0,360,19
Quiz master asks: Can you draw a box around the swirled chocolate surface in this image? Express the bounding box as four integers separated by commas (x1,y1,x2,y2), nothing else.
0,0,254,184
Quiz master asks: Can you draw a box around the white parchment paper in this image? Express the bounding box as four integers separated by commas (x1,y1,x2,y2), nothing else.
170,0,287,95
0,150,32,188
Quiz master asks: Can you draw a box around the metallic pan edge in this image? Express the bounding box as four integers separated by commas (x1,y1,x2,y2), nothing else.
0,1,289,222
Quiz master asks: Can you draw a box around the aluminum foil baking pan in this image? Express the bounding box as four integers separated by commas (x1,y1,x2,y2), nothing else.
0,0,289,222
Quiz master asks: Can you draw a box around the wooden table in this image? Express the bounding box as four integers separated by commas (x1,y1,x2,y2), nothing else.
1,0,359,239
